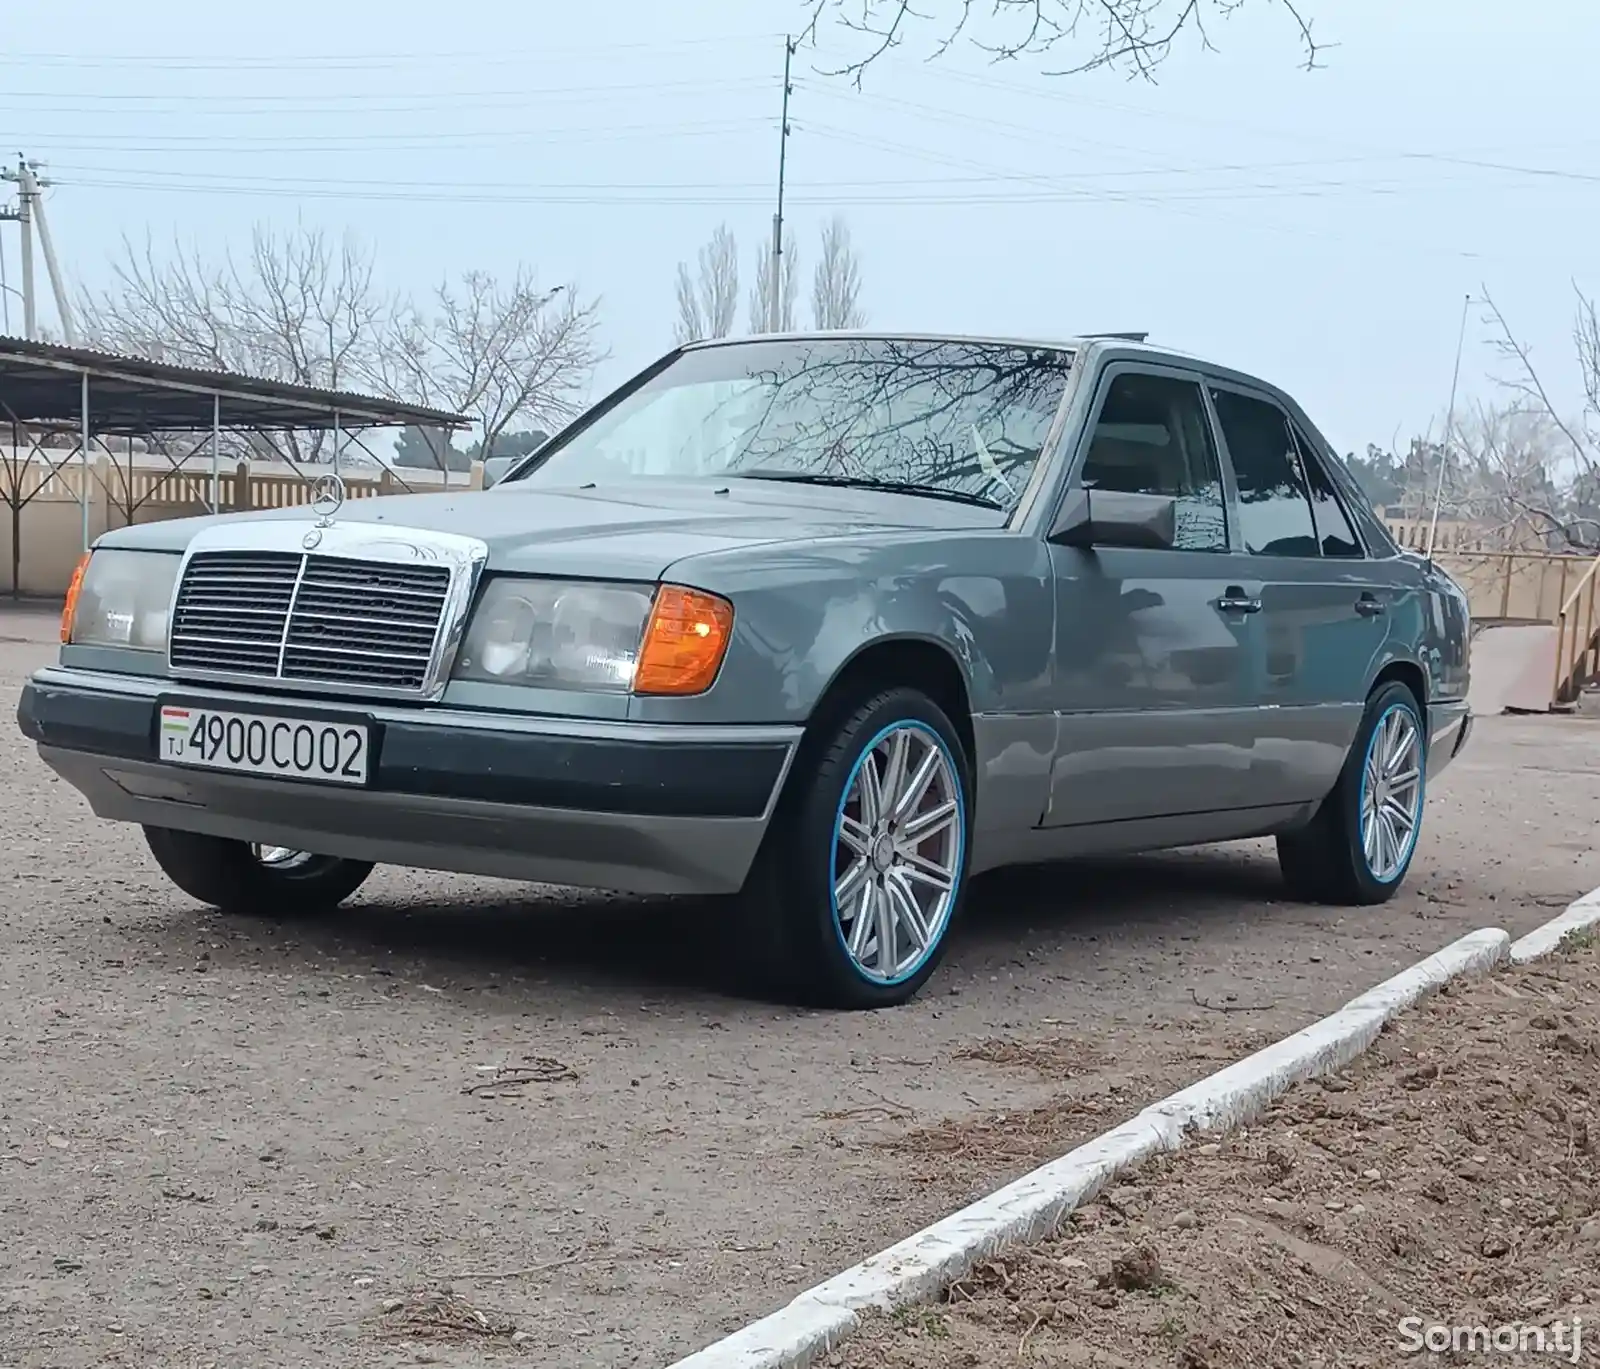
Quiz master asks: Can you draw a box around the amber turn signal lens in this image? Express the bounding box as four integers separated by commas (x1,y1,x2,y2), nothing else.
633,585,734,696
60,552,91,643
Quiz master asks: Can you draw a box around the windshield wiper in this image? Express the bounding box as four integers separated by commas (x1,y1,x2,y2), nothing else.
733,470,1004,511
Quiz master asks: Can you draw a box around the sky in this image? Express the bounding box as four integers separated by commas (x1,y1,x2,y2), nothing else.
1,0,1596,462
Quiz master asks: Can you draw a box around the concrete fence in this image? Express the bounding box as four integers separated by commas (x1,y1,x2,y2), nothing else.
3,456,1593,625
1,451,475,597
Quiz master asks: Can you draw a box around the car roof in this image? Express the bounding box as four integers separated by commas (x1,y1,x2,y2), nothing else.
678,330,1323,457
684,327,1095,356
686,329,1292,397
679,328,1233,378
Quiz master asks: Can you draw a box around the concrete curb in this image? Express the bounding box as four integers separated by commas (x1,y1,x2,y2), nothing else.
1509,888,1600,963
667,926,1513,1369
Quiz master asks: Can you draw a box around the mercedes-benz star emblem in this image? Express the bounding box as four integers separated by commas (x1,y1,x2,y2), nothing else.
310,472,346,526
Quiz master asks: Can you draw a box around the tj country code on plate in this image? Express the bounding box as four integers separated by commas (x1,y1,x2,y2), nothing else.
158,705,370,785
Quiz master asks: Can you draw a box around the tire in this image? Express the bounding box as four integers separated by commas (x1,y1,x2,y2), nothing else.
143,827,373,917
741,686,973,1010
1276,680,1427,905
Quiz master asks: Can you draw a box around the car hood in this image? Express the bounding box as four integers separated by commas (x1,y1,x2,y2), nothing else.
97,477,1001,581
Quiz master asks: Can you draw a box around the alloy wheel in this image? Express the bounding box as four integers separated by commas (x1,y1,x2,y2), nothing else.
1359,704,1423,882
831,722,963,984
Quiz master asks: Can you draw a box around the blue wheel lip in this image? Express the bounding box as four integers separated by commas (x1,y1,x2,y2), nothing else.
1358,699,1427,884
829,718,966,987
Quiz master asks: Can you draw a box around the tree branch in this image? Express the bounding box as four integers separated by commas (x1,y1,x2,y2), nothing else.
802,0,1325,85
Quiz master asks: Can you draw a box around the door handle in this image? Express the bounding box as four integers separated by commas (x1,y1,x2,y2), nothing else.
1355,594,1386,618
1215,586,1262,615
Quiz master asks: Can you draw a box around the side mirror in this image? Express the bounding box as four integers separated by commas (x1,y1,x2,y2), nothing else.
482,456,515,489
1050,487,1177,551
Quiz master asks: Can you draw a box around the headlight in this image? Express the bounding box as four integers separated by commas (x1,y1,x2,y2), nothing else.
455,579,656,691
64,549,179,651
453,578,735,696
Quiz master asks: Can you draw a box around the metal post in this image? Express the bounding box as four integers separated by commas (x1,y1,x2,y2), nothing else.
1583,588,1593,691
211,392,221,514
767,37,795,334
19,173,36,342
79,370,90,551
332,410,341,478
1426,293,1473,563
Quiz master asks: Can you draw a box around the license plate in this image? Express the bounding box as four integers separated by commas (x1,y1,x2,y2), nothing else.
158,705,370,785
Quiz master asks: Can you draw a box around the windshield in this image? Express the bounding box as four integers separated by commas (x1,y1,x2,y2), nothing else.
508,337,1074,514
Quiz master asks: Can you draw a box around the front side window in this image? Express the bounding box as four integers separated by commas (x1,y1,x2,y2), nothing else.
509,337,1074,515
1290,424,1363,557
1079,371,1227,551
1209,388,1319,557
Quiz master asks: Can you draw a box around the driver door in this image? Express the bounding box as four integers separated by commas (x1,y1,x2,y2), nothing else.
1043,365,1261,828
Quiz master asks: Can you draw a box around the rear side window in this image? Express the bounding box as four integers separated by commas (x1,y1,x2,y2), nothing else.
1291,424,1363,558
1209,388,1319,557
1080,371,1227,551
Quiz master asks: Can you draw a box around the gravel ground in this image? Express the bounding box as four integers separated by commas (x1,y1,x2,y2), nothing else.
3,607,1598,1369
834,941,1600,1369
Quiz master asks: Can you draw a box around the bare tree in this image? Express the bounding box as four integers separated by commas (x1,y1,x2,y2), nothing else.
82,228,602,479
377,268,604,464
801,0,1323,84
82,225,393,397
749,240,802,335
1479,288,1600,551
79,224,396,469
810,217,866,330
673,225,741,344
1446,404,1577,549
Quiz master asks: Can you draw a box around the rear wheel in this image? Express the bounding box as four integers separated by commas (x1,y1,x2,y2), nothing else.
143,827,373,916
1276,680,1426,905
742,686,971,1009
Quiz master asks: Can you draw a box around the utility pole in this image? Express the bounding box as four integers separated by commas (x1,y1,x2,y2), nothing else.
767,36,796,334
0,193,13,335
0,156,77,343
0,160,32,340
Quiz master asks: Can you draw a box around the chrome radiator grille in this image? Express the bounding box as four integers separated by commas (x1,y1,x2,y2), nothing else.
169,549,452,693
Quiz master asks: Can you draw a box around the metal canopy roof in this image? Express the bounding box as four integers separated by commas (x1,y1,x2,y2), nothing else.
0,335,470,434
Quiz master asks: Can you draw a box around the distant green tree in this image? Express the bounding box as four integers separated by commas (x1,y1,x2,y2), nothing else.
394,426,468,472
1343,444,1406,511
465,429,550,463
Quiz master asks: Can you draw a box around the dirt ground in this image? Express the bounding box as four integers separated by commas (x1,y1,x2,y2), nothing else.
834,940,1600,1369
2,606,1599,1369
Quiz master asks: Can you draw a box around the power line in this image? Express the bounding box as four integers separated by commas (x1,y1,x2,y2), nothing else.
55,169,1572,209
0,33,781,70
0,76,773,115
786,120,1502,261
51,163,1086,191
7,120,771,156
801,77,1600,189
918,62,1600,185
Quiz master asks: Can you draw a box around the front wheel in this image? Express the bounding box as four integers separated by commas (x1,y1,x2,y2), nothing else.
143,827,374,917
743,687,972,1009
1276,680,1427,905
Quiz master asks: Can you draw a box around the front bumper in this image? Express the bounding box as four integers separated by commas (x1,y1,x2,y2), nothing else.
17,667,802,896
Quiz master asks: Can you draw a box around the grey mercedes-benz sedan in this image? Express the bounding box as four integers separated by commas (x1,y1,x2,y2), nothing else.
17,333,1472,1008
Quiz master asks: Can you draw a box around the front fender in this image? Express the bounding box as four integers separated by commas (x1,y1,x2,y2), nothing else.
626,531,1056,725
